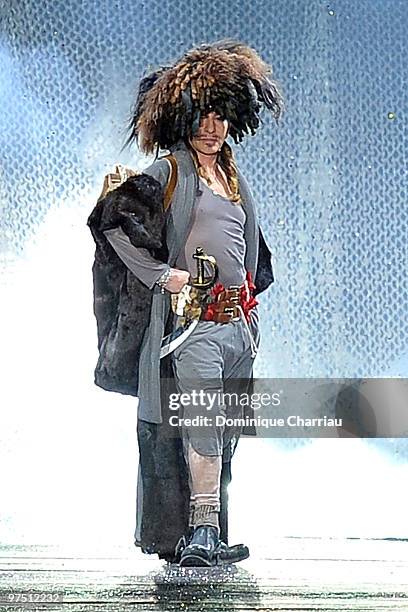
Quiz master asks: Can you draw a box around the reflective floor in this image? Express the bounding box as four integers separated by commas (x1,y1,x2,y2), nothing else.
1,538,407,610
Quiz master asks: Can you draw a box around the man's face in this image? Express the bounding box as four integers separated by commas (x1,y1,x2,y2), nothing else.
189,111,229,156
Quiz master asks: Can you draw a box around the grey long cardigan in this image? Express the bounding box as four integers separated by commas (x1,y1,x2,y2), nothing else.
87,139,272,556
134,140,260,424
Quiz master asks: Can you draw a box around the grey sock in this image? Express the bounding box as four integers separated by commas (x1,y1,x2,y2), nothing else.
191,504,220,531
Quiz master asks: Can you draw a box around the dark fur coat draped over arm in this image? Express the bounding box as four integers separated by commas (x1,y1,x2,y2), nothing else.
87,173,168,396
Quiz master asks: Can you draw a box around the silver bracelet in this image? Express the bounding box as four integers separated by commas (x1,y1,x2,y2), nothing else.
156,267,172,294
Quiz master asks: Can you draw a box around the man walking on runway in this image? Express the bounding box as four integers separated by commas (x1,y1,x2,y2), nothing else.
88,39,284,566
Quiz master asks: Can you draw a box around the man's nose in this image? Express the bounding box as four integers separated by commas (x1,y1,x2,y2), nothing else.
202,116,216,133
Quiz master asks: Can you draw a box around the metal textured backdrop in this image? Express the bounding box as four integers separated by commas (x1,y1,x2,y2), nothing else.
1,0,407,379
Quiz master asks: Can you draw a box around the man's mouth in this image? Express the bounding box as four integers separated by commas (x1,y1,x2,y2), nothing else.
199,137,218,143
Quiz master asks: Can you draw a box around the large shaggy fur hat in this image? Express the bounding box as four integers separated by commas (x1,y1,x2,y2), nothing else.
125,39,285,154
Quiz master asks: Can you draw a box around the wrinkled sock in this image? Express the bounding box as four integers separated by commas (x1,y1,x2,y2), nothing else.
186,444,222,533
191,503,220,532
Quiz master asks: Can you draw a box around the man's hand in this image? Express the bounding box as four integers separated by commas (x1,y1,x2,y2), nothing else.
165,269,190,293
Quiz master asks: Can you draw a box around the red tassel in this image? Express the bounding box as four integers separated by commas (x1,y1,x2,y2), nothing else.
203,271,258,323
239,277,258,322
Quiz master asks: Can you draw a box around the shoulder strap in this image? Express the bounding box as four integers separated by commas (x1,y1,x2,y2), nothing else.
162,154,178,211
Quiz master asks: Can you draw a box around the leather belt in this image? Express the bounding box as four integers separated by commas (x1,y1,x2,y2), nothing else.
201,285,252,324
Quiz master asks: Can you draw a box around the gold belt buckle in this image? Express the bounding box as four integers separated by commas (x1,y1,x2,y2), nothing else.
225,285,241,321
226,286,241,306
224,304,240,321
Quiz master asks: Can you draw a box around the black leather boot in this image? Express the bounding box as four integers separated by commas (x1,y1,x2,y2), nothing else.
178,525,250,567
166,530,192,564
179,525,220,567
213,540,250,564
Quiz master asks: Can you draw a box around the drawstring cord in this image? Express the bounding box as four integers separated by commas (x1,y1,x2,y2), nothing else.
236,304,258,358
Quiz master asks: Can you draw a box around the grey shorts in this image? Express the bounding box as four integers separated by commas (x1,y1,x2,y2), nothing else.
171,311,260,457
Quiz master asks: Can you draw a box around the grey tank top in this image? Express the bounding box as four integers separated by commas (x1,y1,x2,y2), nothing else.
175,178,247,287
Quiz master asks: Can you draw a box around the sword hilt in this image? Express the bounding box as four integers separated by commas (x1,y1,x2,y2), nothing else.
191,246,218,290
